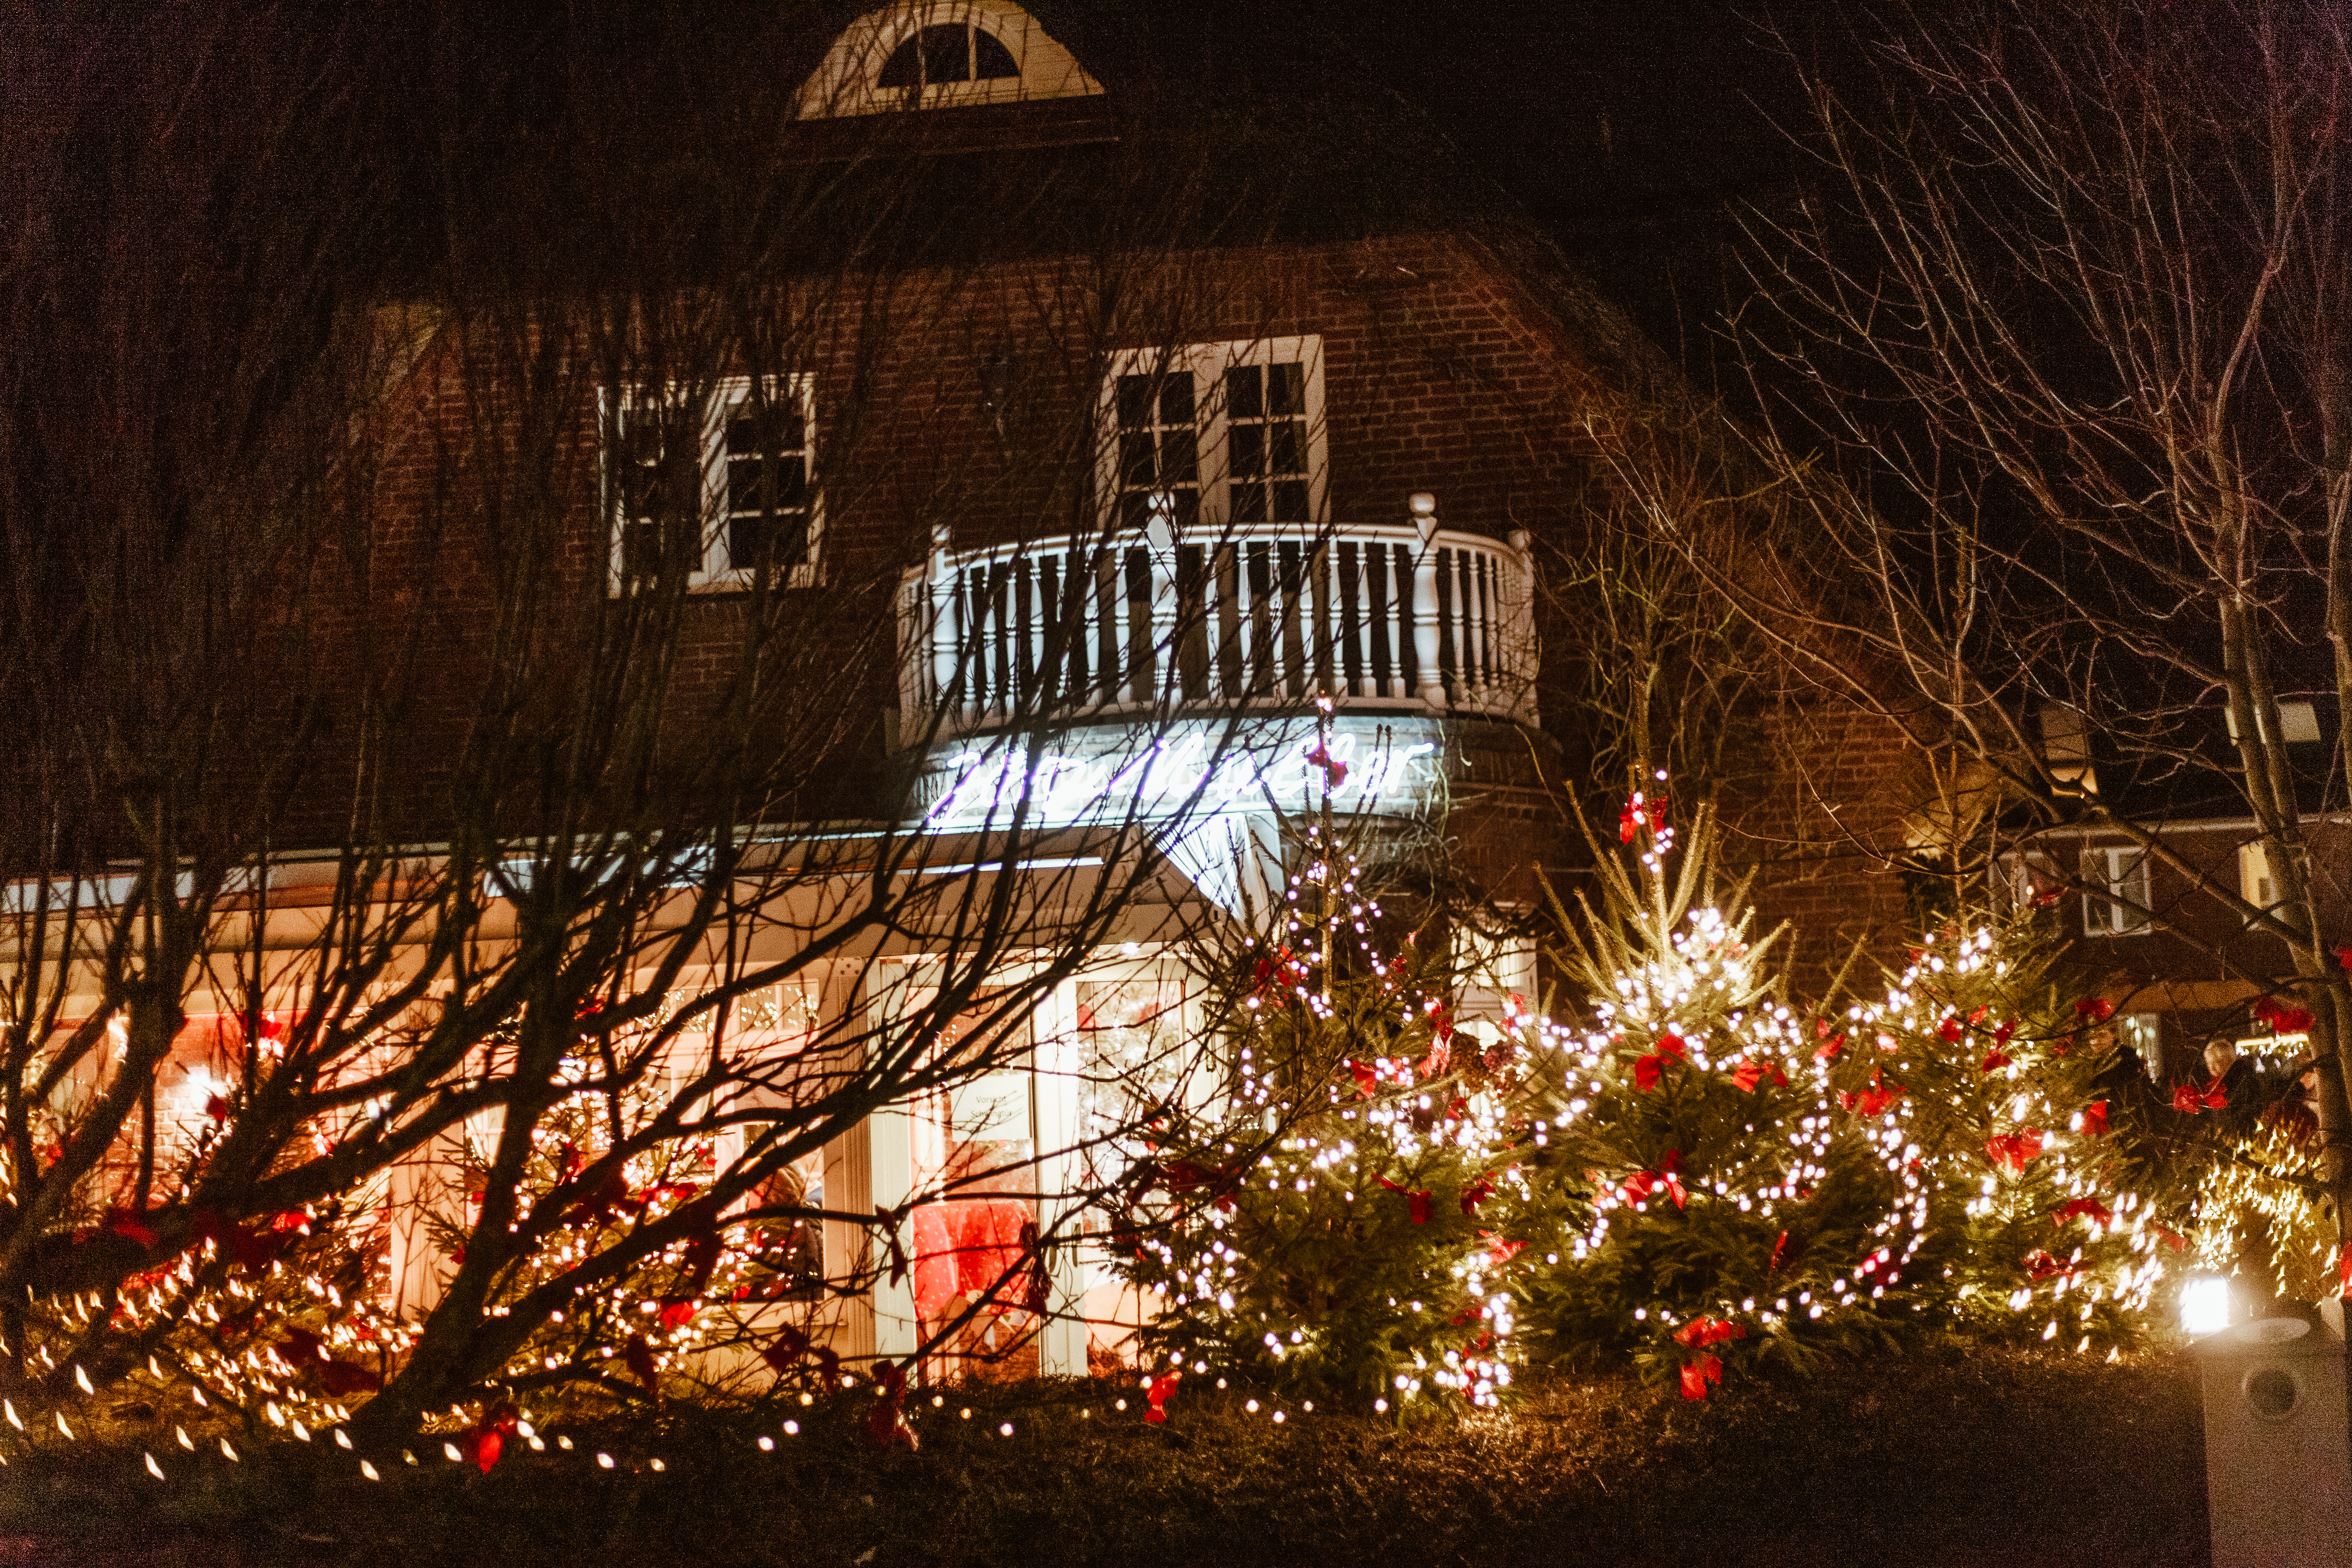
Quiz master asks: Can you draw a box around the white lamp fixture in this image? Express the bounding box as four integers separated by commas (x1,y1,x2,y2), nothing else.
2182,1276,2233,1337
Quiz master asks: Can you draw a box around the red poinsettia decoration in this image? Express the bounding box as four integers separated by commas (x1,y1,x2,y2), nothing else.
1678,1353,1723,1400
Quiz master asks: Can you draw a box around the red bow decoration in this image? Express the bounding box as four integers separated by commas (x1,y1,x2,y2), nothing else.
1303,743,1349,789
1378,1176,1434,1225
1482,1232,1526,1265
1678,1353,1723,1401
2172,1077,2229,1115
104,1208,160,1249
863,1359,919,1451
623,1334,661,1405
466,1401,519,1473
2079,1100,2110,1137
1618,791,1668,843
1421,1040,1452,1080
1937,1016,1965,1044
1766,1229,1790,1277
1838,1069,1903,1118
1985,1129,2045,1175
1672,1315,1748,1349
1993,1020,2017,1045
1460,1176,1496,1216
2022,1248,2081,1284
1346,1060,1380,1098
278,1324,382,1396
759,1324,843,1389
2337,944,2352,971
1621,1150,1687,1210
2340,1245,2352,1299
1980,1049,2012,1073
2254,995,2316,1034
2072,997,2115,1024
1814,1032,1846,1063
2052,1196,2114,1228
1731,1057,1787,1093
1633,1032,1687,1093
1144,1370,1181,1425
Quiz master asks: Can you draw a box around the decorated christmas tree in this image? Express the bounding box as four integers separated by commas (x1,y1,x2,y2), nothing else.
1110,739,1568,1413
1515,786,2164,1399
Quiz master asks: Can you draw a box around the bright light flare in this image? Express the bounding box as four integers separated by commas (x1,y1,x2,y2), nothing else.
2179,1276,2231,1336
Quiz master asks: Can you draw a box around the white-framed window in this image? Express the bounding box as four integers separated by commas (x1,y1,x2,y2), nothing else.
601,375,820,592
1099,337,1328,537
2081,845,2152,937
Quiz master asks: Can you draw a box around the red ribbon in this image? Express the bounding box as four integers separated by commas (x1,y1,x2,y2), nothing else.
1678,1353,1722,1400
1985,1129,2045,1175
1621,1150,1687,1210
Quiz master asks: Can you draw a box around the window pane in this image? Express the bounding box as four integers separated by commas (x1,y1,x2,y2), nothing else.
973,28,1019,79
1158,428,1197,485
1229,421,1264,478
921,23,970,83
1273,478,1309,522
1157,373,1195,425
1225,364,1262,420
878,34,924,87
1118,431,1156,489
1269,418,1302,475
1116,375,1156,431
1267,361,1304,416
1232,480,1267,524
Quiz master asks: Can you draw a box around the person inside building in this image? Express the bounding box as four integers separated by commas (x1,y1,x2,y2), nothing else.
2203,1038,2260,1134
2259,1056,2323,1142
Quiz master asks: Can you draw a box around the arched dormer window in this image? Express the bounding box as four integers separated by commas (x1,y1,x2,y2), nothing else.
797,1,1103,119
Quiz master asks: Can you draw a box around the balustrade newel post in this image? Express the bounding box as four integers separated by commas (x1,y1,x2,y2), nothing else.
1141,493,1177,706
1506,527,1538,727
1409,492,1446,709
928,522,959,727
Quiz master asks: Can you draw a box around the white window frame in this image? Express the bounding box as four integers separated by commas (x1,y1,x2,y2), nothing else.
1096,336,1328,539
600,374,821,594
794,1,1105,119
2081,844,2152,938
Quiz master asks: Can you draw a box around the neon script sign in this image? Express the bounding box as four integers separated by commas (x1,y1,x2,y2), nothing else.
918,719,1442,831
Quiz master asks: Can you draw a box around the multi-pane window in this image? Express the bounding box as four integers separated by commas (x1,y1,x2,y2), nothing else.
877,21,1019,89
1101,337,1324,536
1114,368,1199,533
606,376,818,591
2081,845,2152,937
1225,361,1309,524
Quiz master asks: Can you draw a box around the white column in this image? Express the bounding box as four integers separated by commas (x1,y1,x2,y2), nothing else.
1140,494,1177,706
1031,983,1091,1376
1410,492,1446,709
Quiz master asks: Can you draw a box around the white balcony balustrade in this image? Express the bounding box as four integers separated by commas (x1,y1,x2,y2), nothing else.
897,493,1537,743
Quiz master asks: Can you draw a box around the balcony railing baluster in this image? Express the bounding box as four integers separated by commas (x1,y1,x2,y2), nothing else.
897,499,1538,741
